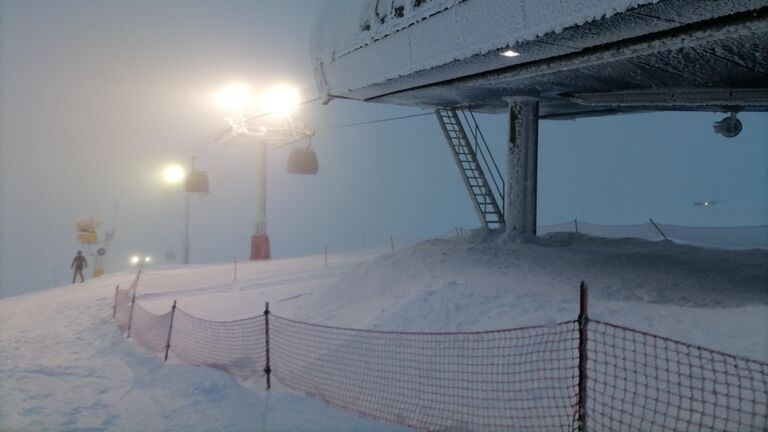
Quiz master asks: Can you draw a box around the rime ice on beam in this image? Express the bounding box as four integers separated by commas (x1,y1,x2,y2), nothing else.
505,96,539,236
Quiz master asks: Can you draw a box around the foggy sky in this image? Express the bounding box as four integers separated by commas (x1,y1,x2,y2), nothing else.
1,0,766,297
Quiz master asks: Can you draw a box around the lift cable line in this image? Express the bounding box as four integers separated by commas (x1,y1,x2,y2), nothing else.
272,111,434,149
243,97,322,123
320,112,433,131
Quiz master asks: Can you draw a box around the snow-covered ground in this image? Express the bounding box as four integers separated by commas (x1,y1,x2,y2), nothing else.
1,232,766,431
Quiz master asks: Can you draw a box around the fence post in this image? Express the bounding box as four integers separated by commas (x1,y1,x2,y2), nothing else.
234,258,238,282
324,246,328,268
112,284,119,318
126,290,137,338
574,218,579,233
576,281,589,432
390,235,394,251
264,301,272,390
164,300,177,362
649,218,668,240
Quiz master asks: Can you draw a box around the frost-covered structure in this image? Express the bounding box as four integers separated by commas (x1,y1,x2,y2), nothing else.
312,0,768,116
312,0,768,235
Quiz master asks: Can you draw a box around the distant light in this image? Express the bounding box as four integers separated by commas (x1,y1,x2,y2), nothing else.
694,200,718,207
144,256,151,263
261,84,300,116
162,164,186,184
500,49,520,58
216,83,253,112
131,255,140,265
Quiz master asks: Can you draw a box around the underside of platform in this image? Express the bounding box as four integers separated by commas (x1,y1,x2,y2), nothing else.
314,0,768,118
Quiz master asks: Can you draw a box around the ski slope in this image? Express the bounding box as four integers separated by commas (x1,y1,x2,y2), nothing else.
1,232,766,431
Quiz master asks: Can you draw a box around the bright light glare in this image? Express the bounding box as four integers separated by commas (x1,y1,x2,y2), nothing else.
694,200,718,207
216,83,253,111
162,164,186,184
261,84,300,116
500,49,520,57
145,256,151,263
131,255,140,264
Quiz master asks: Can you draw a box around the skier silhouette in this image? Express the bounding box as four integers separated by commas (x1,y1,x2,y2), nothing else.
71,251,87,283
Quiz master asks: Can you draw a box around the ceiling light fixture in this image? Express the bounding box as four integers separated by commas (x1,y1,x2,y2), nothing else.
500,49,520,58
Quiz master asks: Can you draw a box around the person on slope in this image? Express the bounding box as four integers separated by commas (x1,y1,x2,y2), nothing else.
71,251,88,283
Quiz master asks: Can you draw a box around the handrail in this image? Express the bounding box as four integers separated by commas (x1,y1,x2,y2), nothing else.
461,108,505,212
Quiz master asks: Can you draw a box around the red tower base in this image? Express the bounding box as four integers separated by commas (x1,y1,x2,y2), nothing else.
250,234,271,260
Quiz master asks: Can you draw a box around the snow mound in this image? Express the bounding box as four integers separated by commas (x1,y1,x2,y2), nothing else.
303,232,767,361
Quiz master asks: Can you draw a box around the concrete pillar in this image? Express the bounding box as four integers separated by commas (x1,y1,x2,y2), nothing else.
505,97,539,235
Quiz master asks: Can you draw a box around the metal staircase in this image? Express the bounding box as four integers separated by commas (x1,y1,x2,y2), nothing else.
435,108,505,230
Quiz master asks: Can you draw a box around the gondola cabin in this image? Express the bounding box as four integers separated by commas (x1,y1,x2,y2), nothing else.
287,148,319,175
185,170,210,193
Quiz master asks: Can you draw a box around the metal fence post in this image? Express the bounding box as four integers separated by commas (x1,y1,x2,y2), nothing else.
574,218,579,233
126,290,137,338
164,300,177,362
649,218,668,240
112,285,119,318
576,281,589,431
234,258,238,282
324,246,328,269
264,301,272,390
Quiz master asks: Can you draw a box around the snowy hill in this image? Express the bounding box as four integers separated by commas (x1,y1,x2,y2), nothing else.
1,232,766,431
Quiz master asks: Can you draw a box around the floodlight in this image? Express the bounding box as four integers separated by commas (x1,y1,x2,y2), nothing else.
145,256,151,263
162,163,186,184
216,83,254,112
713,113,742,138
261,84,300,116
131,255,140,265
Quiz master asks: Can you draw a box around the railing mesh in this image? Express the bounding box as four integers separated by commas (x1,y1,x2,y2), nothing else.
587,320,768,432
537,221,768,250
114,288,131,331
129,303,172,353
271,316,579,431
170,309,266,377
113,275,768,431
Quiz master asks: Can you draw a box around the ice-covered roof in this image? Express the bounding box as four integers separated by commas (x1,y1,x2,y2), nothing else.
311,0,768,117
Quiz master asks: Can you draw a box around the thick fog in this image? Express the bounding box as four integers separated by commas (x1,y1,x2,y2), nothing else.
1,0,766,297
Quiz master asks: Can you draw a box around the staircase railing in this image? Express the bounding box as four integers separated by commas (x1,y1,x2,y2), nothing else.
459,107,505,214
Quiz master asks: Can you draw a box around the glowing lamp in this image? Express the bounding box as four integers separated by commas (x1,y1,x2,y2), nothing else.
216,83,253,112
162,164,186,184
261,84,300,116
500,49,520,58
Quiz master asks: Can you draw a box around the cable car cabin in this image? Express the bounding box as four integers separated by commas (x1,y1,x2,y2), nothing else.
185,170,209,193
287,148,318,175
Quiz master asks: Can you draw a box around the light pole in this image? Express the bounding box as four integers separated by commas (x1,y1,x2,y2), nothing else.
162,162,190,264
215,82,311,260
183,175,191,265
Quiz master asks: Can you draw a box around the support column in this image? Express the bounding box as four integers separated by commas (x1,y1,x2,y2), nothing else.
183,190,190,264
505,97,539,235
251,140,271,260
